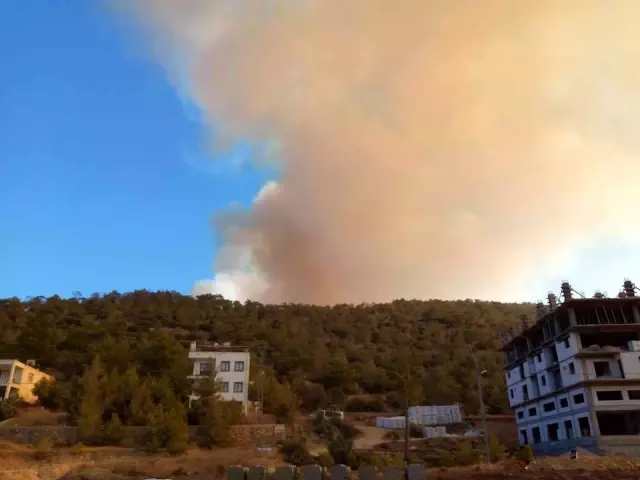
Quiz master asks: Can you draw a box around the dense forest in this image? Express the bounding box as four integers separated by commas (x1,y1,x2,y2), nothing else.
0,291,533,417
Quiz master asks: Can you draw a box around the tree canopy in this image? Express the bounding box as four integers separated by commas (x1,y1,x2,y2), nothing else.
0,291,533,414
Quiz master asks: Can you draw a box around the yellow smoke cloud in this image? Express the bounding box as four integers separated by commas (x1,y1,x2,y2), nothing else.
123,0,640,304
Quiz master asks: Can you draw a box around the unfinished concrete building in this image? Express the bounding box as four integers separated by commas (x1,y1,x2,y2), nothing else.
502,280,640,456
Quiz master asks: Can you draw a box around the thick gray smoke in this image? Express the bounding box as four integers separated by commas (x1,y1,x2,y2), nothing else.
122,1,640,304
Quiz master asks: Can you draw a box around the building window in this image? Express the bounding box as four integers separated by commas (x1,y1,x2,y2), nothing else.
547,423,559,441
520,430,528,445
536,354,542,363
517,411,524,420
233,382,244,393
577,416,591,437
510,389,514,399
564,420,574,439
528,407,537,417
564,338,570,348
522,385,529,400
220,382,229,393
540,375,546,386
573,393,585,405
199,362,213,375
569,362,575,374
220,361,230,372
532,427,541,444
507,372,511,379
594,361,611,378
559,398,569,408
596,390,623,401
543,401,556,412
628,390,640,400
234,361,245,372
519,364,525,379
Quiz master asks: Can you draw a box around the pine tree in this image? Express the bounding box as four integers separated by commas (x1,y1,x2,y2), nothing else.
77,356,106,443
102,413,125,445
130,383,154,426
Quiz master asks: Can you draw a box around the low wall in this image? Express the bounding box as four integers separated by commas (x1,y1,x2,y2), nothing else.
599,435,640,457
0,424,291,447
531,436,598,456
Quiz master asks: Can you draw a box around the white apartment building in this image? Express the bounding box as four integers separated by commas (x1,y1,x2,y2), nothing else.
503,280,640,456
188,342,251,413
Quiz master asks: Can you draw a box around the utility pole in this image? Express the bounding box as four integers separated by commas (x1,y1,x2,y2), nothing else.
470,349,490,462
403,371,410,465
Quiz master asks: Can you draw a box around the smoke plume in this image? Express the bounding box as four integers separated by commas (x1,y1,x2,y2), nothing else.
124,1,640,304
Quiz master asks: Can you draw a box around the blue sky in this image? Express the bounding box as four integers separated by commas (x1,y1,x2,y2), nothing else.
0,1,269,299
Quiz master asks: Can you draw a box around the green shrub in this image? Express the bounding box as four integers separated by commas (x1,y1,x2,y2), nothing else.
518,444,534,463
101,413,125,445
345,395,385,412
453,441,481,466
488,433,506,462
0,397,18,421
280,440,314,466
316,451,334,467
440,451,454,468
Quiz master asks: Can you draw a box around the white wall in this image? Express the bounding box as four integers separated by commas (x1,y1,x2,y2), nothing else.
189,350,251,410
556,333,579,362
619,352,640,380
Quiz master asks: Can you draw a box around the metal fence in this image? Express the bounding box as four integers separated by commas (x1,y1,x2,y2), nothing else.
225,464,426,480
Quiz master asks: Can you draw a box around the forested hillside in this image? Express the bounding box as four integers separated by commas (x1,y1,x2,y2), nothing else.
0,291,533,414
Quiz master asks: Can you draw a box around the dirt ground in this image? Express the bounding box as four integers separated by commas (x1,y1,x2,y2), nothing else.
3,439,640,480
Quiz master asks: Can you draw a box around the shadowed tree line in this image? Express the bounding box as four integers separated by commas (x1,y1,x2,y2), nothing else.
0,291,533,418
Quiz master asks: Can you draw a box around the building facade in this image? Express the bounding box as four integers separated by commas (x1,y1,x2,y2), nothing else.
0,359,53,403
503,280,640,456
188,342,251,413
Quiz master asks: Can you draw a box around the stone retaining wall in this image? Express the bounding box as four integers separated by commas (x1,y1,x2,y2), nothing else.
0,424,292,447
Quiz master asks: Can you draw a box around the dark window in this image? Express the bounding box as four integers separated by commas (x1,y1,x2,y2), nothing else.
510,389,514,399
543,401,556,412
573,393,585,405
522,385,529,400
233,381,244,393
536,354,542,363
578,417,591,437
532,427,541,444
220,361,230,372
519,364,525,378
520,430,528,445
594,361,611,377
547,423,559,441
564,420,574,439
569,362,575,374
564,339,570,348
507,372,511,379
560,398,569,408
596,390,623,401
220,382,229,393
540,375,546,386
629,390,640,400
234,361,245,372
528,407,537,417
517,411,524,419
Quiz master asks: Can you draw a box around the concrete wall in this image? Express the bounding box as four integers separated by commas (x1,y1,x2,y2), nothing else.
0,424,291,447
